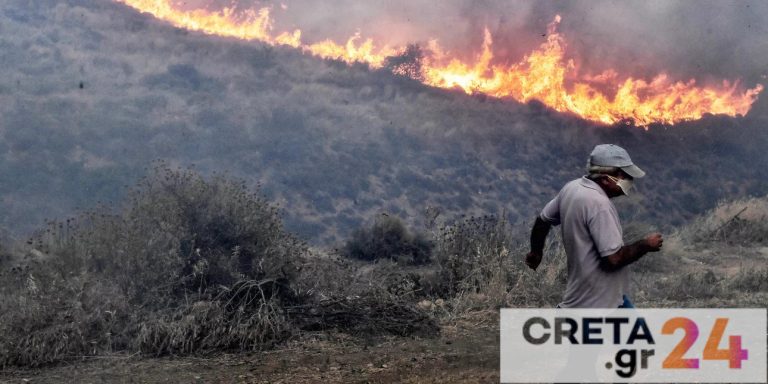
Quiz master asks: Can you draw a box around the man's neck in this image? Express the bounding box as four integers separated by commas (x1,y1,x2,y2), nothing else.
586,174,620,198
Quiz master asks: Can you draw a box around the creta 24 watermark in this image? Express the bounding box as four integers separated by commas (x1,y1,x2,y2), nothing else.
500,309,766,383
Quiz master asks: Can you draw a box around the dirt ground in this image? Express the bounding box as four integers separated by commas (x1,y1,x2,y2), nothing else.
0,316,500,384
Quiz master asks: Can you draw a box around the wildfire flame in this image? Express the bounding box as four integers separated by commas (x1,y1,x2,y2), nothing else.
116,1,763,126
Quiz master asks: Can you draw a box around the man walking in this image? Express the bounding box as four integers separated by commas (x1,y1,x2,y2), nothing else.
525,144,663,308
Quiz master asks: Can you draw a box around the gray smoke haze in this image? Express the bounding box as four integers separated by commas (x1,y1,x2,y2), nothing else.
182,0,767,87
1,0,767,243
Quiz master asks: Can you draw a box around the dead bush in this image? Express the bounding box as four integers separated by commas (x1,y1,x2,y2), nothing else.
133,294,288,355
654,269,722,301
431,215,566,309
0,165,437,367
287,292,438,337
0,164,304,366
728,267,768,293
342,215,432,265
679,196,768,245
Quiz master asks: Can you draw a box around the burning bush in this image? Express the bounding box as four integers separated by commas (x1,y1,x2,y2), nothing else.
384,44,425,81
342,215,432,265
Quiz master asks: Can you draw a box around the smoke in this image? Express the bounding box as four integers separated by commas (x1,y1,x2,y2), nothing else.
176,0,767,88
548,1,768,84
1,0,767,241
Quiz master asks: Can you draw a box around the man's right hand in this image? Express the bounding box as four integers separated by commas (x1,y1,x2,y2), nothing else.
644,233,664,252
600,232,664,272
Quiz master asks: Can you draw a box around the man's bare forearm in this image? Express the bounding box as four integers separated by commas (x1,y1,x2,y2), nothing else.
600,239,654,271
530,216,552,255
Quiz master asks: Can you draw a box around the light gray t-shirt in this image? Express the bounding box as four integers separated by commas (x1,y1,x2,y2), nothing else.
540,176,629,308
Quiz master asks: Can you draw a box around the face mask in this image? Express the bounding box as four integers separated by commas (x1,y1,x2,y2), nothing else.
606,175,634,196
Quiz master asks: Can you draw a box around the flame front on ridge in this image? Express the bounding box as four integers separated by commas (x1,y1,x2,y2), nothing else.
116,1,763,126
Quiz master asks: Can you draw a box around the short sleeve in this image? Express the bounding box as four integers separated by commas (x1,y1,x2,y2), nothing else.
540,194,561,226
588,208,623,257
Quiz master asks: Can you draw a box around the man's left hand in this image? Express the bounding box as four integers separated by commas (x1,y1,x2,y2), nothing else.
525,251,542,271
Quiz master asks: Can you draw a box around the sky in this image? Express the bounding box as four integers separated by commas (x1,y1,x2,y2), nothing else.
174,0,768,87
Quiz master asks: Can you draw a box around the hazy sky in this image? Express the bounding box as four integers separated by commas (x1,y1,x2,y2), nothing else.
175,0,767,87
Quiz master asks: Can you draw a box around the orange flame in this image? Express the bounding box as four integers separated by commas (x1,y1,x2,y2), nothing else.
116,1,762,126
305,33,399,68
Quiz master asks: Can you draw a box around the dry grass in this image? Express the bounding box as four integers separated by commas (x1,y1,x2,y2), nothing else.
634,195,768,307
342,215,432,265
677,195,768,245
0,165,436,368
430,215,566,313
2,173,765,368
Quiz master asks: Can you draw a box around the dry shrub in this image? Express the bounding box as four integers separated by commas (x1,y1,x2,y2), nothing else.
653,269,723,301
679,195,768,245
110,165,303,306
287,293,438,337
0,165,438,367
0,264,132,366
504,244,567,308
296,249,440,334
342,215,432,265
348,259,433,298
293,251,358,298
728,267,768,293
432,216,512,297
0,165,304,366
292,253,439,336
431,215,566,311
134,294,288,355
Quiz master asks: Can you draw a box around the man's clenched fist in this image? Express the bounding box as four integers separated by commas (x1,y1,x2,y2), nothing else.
644,233,663,251
525,251,542,271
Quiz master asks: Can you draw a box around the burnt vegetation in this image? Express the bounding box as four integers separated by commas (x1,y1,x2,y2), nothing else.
0,165,571,367
385,44,425,81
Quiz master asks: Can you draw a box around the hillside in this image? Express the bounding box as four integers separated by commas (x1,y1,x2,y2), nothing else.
1,0,767,243
2,186,766,382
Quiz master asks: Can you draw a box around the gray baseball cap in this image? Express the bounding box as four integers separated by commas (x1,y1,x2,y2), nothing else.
588,144,646,178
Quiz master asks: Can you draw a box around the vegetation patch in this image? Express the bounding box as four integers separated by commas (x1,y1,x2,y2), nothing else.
0,165,437,367
680,196,768,245
342,215,432,265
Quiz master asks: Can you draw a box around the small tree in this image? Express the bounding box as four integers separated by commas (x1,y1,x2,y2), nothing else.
384,44,425,81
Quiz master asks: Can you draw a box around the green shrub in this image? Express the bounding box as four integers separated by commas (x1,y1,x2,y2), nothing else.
342,215,432,265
